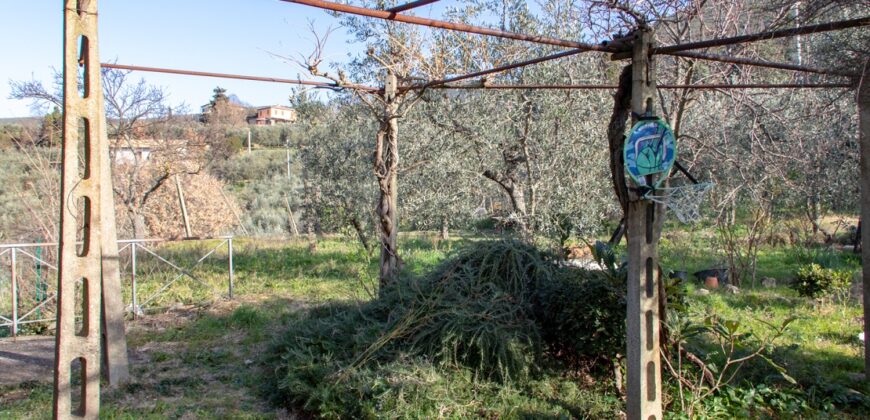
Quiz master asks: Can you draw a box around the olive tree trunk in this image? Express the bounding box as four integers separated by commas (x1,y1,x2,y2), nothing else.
376,72,401,296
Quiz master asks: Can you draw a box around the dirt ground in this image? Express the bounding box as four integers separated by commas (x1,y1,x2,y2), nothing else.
0,336,55,385
0,304,202,388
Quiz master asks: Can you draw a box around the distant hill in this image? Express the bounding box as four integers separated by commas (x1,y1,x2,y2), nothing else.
228,94,251,108
0,117,40,127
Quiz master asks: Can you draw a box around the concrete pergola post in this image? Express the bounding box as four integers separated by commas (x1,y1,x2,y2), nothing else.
99,77,131,388
859,62,869,379
56,0,129,417
625,28,664,420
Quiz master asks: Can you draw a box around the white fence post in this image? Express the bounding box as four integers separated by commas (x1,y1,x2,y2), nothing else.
131,242,138,319
228,237,235,299
10,248,17,337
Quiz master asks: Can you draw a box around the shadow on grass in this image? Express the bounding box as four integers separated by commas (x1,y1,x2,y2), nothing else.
677,317,870,417
718,291,800,311
110,296,310,417
819,331,864,347
765,344,870,415
0,296,310,418
257,295,627,418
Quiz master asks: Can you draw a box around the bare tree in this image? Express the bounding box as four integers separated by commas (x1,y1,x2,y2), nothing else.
10,68,218,238
282,16,434,294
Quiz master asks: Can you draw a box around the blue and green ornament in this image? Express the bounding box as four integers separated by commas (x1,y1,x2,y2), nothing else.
623,118,676,189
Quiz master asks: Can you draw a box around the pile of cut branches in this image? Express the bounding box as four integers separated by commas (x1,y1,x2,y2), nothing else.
263,239,626,415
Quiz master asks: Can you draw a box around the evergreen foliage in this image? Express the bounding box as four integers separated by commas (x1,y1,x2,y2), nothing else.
263,238,627,415
790,263,852,299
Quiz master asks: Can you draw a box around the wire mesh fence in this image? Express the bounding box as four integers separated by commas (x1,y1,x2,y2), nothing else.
0,236,234,337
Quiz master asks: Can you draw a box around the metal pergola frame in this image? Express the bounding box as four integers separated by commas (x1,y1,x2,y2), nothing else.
99,64,857,91
55,1,870,419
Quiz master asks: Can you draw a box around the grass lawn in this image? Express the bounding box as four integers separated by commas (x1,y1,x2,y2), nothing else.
1,232,867,418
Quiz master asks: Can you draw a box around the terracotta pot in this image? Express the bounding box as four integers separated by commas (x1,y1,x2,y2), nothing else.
704,277,719,289
694,268,729,285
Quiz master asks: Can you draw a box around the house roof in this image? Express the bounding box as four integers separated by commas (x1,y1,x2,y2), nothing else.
257,105,295,111
110,138,188,149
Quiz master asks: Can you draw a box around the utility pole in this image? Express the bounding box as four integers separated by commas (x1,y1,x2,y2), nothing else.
287,146,298,179
284,193,300,236
625,27,663,420
247,128,252,153
284,140,297,237
175,175,192,238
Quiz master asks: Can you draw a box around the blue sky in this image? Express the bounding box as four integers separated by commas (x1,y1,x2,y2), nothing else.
0,0,452,118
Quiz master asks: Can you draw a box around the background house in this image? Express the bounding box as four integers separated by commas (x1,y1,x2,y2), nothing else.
111,138,161,163
247,105,297,126
111,138,194,164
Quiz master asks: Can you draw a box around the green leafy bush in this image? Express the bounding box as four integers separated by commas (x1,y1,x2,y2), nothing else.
210,150,288,183
249,125,292,147
790,263,851,299
694,383,813,419
535,268,625,362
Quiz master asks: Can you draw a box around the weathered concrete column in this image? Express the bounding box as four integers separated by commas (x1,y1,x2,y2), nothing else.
57,0,129,417
625,28,664,420
99,60,130,387
859,62,869,379
56,1,104,416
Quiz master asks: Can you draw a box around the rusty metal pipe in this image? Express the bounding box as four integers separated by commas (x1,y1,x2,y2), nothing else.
101,64,849,91
656,15,870,54
386,0,440,13
612,15,870,59
665,50,855,77
101,63,380,92
410,48,588,91
427,83,851,90
280,0,617,52
429,83,619,89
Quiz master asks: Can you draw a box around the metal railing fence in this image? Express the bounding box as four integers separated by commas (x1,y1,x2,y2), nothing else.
0,236,234,336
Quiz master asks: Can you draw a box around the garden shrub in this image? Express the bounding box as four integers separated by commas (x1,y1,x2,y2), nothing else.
249,125,291,147
210,150,288,183
790,263,851,299
535,268,626,362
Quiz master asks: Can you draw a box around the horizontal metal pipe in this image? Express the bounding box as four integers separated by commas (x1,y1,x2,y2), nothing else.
656,15,870,54
665,50,854,77
101,63,380,92
430,83,852,90
410,49,588,91
281,0,617,52
0,242,61,248
431,83,618,89
0,236,235,249
116,236,235,244
612,15,870,59
386,0,440,13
